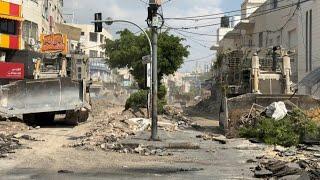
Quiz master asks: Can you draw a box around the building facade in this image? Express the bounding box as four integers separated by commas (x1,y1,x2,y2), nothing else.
0,0,23,61
89,58,113,83
214,0,320,96
67,24,112,58
21,0,64,50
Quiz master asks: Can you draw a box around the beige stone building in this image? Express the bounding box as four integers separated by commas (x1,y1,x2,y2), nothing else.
214,0,320,96
21,0,64,50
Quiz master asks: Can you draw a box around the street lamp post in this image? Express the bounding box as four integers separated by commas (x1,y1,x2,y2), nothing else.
92,16,153,128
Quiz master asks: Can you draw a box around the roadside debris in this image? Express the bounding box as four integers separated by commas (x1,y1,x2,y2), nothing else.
239,101,320,147
196,134,227,144
265,101,288,120
13,134,44,141
163,106,192,129
0,133,22,158
251,144,320,179
100,143,172,156
66,101,179,154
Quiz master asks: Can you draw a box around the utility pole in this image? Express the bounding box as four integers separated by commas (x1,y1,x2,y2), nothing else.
148,0,161,140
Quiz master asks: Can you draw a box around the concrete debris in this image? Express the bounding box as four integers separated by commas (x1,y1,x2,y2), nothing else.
124,118,151,131
163,106,192,129
266,101,288,120
0,133,22,158
103,143,172,156
13,134,44,141
251,145,320,179
67,102,178,154
196,134,227,144
254,168,273,178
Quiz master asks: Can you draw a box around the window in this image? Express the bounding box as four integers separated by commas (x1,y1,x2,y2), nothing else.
81,32,85,36
0,19,17,35
248,39,253,47
89,32,98,42
306,11,309,72
89,50,98,58
271,0,278,9
77,67,82,79
305,10,312,72
100,34,104,43
100,51,105,57
288,29,297,49
258,32,263,47
276,35,281,45
269,39,273,46
22,21,39,43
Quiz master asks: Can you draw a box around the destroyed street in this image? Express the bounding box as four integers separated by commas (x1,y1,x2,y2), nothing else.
1,0,320,179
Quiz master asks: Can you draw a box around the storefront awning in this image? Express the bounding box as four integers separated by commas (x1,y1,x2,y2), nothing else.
0,14,23,21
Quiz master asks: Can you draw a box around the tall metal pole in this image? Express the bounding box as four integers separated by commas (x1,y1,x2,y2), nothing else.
151,26,158,140
149,0,161,140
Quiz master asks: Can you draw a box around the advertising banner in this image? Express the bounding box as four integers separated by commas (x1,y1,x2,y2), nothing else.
0,62,24,79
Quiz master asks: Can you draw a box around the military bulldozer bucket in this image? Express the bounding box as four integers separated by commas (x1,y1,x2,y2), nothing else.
0,77,89,118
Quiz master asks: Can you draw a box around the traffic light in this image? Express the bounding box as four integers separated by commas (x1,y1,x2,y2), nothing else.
94,13,102,32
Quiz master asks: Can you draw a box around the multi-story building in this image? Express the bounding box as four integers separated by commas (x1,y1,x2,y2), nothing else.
66,24,112,58
21,0,64,50
214,0,320,96
89,58,113,83
0,0,23,61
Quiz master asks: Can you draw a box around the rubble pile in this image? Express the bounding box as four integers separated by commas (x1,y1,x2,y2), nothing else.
196,134,227,144
238,101,320,147
100,143,172,156
252,145,320,179
0,133,21,158
0,121,29,135
162,106,191,129
187,96,219,114
68,103,178,153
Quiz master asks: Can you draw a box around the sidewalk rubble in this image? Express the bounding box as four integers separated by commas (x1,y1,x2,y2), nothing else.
250,144,320,179
66,100,180,154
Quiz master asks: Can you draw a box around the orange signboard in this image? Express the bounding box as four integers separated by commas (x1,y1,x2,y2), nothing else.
40,34,68,54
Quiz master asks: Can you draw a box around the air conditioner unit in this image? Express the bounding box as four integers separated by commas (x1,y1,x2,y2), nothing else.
0,52,6,62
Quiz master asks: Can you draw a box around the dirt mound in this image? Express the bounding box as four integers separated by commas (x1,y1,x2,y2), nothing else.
0,120,29,135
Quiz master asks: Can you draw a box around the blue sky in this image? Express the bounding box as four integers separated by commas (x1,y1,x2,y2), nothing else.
64,0,243,72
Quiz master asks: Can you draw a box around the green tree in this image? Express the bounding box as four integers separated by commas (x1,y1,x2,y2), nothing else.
105,29,190,89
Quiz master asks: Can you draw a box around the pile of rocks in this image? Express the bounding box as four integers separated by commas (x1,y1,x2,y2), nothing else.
251,145,320,179
163,106,191,129
0,133,21,158
100,143,172,156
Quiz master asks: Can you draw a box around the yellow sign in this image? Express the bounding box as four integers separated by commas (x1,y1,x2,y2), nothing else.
40,34,68,54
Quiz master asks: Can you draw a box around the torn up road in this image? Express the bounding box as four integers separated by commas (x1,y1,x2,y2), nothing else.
0,98,268,179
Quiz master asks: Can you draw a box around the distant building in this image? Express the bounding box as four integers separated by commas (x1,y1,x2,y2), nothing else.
212,0,320,96
89,58,112,83
117,68,134,87
66,24,112,58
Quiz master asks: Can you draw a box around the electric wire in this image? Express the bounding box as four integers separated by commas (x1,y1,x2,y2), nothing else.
165,0,309,30
164,0,288,20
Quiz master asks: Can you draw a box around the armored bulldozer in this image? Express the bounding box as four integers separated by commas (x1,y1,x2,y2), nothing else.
0,50,91,125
